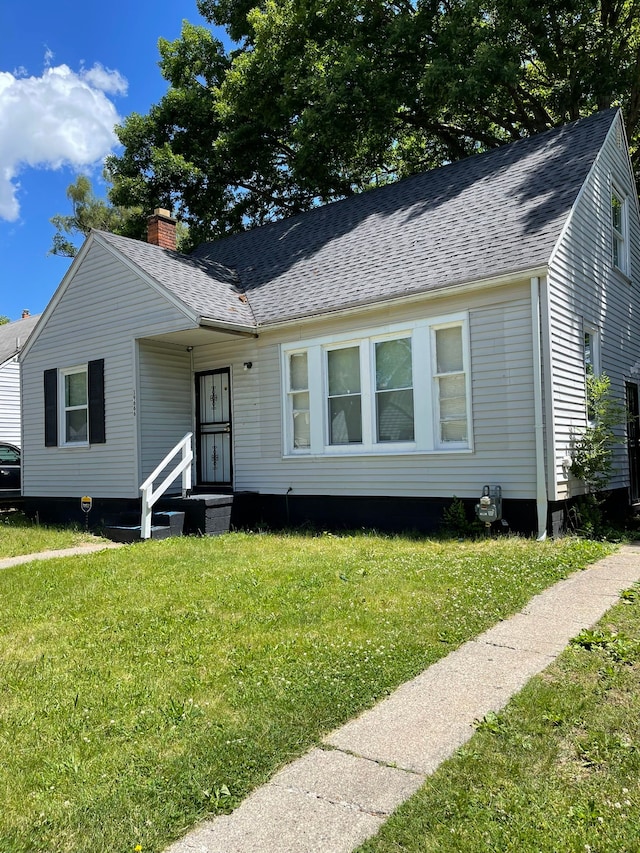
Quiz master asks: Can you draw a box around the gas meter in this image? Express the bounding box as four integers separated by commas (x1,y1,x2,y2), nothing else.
475,485,502,528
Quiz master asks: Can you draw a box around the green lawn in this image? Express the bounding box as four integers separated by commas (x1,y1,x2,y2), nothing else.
0,510,104,557
358,579,640,853
0,530,613,852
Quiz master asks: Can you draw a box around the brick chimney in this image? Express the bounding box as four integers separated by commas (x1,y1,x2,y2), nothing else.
21,309,30,318
147,208,177,250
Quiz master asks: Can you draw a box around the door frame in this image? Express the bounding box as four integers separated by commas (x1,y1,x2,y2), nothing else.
195,367,233,489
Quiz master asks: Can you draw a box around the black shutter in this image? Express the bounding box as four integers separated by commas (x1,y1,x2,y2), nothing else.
88,359,106,444
44,369,58,447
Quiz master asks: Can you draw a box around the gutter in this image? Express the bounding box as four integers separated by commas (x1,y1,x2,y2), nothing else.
198,316,258,337
531,276,548,540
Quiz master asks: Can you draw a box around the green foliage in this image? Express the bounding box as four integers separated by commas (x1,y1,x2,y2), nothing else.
105,0,640,242
570,373,626,493
0,315,9,325
441,496,482,538
49,174,143,257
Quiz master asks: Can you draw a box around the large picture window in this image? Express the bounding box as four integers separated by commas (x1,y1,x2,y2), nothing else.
328,346,362,445
375,337,414,442
281,315,470,456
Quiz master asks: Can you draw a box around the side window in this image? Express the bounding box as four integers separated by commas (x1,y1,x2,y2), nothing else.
583,327,600,423
0,445,19,464
44,359,105,447
433,325,468,446
287,351,310,450
61,366,89,445
611,188,627,273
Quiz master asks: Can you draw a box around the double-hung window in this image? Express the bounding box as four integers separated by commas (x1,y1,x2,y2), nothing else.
44,359,106,448
433,325,468,446
611,187,627,273
287,351,311,450
282,314,470,456
61,366,88,445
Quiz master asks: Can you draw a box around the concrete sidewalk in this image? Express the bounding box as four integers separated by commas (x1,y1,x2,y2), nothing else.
166,543,640,853
0,540,123,570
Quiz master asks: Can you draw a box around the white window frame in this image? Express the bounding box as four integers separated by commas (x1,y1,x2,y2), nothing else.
281,313,471,457
431,321,471,450
285,350,312,453
59,364,89,447
611,185,628,274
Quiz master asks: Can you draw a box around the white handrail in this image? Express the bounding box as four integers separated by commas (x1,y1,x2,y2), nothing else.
140,432,193,539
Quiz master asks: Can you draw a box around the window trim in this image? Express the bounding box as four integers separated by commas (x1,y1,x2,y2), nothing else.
59,365,89,447
611,185,628,274
44,359,106,448
281,314,471,457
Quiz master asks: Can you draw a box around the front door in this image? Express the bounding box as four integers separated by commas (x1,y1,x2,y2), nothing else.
626,382,640,504
196,368,232,488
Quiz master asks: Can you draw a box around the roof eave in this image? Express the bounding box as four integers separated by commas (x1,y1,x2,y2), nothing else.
256,264,550,331
198,316,259,337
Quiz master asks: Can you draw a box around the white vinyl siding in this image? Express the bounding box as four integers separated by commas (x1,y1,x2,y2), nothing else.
21,241,197,498
186,283,537,501
547,112,640,498
0,358,21,446
138,340,193,490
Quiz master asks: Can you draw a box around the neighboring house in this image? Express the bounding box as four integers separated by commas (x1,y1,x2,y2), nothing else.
19,109,640,536
0,312,40,446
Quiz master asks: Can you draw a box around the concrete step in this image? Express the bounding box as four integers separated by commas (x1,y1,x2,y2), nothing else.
103,524,172,543
103,510,185,543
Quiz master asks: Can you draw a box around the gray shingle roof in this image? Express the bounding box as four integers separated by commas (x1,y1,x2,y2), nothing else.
103,109,618,329
0,314,41,365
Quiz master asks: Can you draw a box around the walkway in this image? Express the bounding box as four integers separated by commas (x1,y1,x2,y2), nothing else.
165,543,640,853
0,540,123,570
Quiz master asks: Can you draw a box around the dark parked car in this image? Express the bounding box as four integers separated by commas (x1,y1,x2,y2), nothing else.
0,442,21,497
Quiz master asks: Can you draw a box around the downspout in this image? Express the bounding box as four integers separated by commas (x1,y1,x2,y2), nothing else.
531,277,548,540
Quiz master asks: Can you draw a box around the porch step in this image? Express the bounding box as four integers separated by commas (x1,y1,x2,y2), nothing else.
103,510,186,543
103,524,172,543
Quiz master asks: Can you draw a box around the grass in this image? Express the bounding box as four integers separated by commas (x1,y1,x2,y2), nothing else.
0,510,104,557
357,580,640,853
0,529,613,852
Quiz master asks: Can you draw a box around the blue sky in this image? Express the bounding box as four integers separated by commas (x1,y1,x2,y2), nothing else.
0,1,226,322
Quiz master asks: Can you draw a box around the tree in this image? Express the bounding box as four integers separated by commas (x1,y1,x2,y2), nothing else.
0,316,9,325
49,175,141,258
106,0,640,245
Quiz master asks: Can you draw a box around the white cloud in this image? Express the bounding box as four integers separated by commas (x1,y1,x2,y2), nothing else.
0,63,128,221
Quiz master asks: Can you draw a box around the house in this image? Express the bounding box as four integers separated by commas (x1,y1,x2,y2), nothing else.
19,108,640,536
0,311,40,446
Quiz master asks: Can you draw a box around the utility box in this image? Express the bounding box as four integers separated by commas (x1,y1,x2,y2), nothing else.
475,485,502,526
